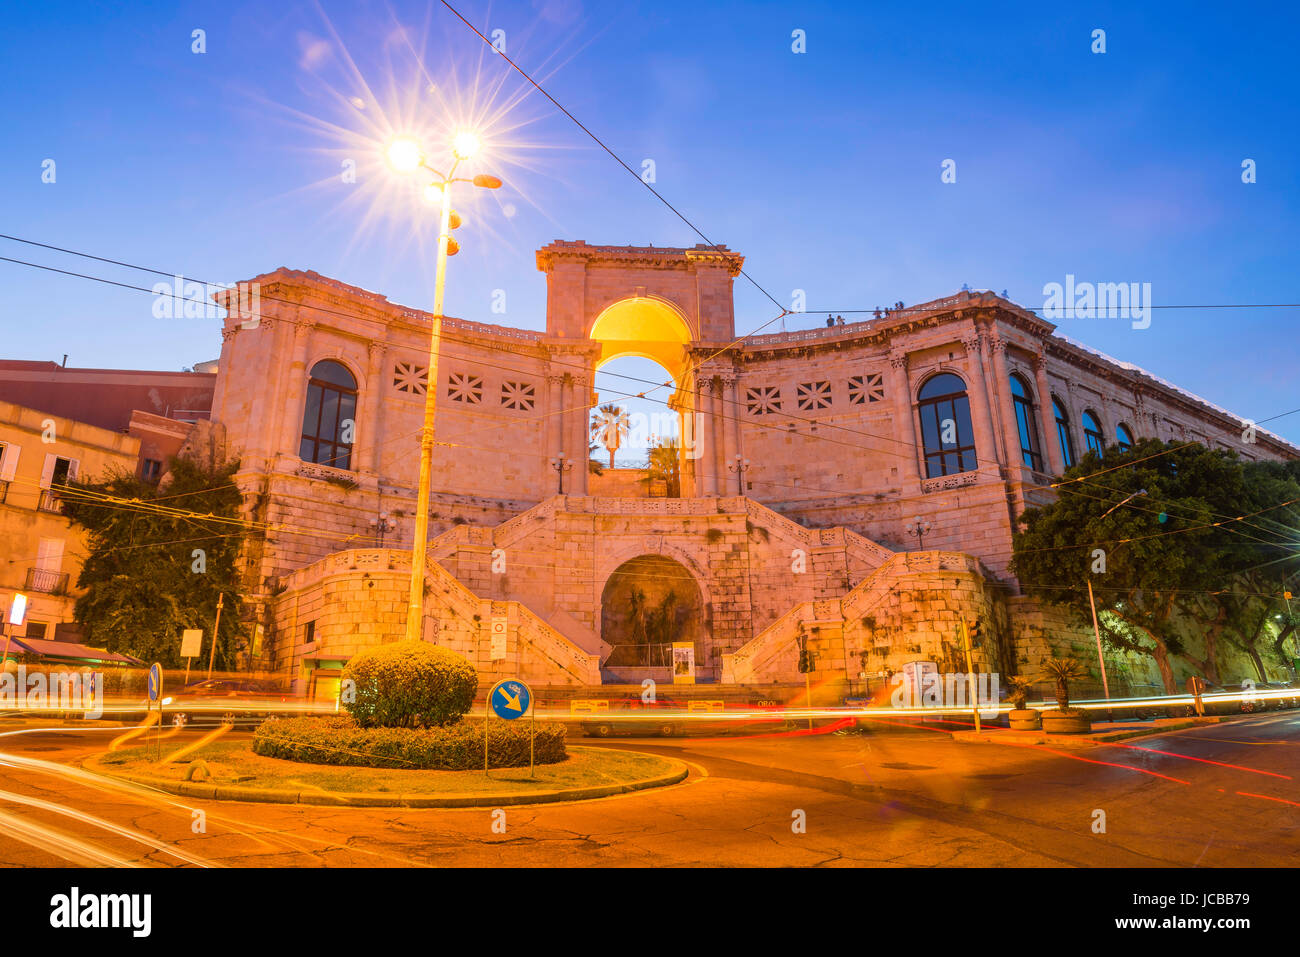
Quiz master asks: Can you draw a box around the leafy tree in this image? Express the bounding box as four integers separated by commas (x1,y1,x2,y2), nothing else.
1011,439,1300,693
61,456,248,669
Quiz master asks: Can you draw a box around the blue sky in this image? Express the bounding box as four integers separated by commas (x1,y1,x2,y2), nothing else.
1,0,1297,452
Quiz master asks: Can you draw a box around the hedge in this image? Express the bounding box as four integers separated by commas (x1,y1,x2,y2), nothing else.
342,641,478,728
252,715,567,770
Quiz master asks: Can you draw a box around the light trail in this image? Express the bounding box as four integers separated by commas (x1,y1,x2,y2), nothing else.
0,806,139,867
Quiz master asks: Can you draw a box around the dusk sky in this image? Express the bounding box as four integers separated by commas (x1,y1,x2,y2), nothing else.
2,0,1297,446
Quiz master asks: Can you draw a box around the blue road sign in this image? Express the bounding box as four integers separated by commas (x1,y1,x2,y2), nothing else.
147,662,162,703
490,679,531,720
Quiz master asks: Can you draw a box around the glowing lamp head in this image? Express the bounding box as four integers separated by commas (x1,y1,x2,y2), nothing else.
7,593,27,627
386,137,423,173
423,182,445,205
452,131,480,160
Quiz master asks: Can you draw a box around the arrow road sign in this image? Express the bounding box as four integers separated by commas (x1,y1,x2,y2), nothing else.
147,662,163,703
489,679,531,720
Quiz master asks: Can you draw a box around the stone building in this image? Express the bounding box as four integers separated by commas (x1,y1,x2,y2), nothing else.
189,241,1297,699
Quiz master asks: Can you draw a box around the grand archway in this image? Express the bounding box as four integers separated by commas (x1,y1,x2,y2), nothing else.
599,554,705,680
589,297,698,495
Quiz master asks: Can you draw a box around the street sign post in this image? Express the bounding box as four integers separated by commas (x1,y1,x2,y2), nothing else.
147,662,163,761
180,629,203,685
486,678,534,778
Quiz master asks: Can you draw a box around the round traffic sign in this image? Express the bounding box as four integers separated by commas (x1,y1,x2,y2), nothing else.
489,679,531,720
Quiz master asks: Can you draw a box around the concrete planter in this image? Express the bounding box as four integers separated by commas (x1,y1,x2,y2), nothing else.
1009,708,1041,731
1041,710,1092,734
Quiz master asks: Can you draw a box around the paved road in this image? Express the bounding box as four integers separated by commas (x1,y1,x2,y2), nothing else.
0,714,1297,866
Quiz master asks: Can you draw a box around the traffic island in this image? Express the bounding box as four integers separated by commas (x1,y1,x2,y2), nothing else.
951,715,1237,748
82,741,689,807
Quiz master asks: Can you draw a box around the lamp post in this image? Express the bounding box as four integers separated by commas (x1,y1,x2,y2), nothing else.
2,592,28,670
727,455,750,496
551,453,574,495
905,517,932,551
369,512,395,548
386,133,503,644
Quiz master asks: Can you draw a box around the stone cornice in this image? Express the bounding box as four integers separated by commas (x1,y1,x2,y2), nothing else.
535,240,743,276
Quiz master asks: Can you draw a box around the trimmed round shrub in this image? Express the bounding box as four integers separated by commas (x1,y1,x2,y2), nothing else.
253,715,567,770
343,641,478,728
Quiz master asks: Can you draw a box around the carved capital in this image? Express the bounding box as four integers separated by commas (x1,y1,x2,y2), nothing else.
888,350,909,371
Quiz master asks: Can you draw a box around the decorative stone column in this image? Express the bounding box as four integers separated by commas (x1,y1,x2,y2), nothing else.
988,334,1025,471
695,377,716,495
1034,352,1065,474
359,340,386,474
545,372,564,487
278,320,313,461
887,349,921,484
962,333,1000,473
720,373,740,495
568,369,590,495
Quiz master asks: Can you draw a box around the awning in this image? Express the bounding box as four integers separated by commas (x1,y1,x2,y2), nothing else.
2,636,142,666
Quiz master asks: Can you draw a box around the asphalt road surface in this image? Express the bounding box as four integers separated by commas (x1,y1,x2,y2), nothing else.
0,714,1296,867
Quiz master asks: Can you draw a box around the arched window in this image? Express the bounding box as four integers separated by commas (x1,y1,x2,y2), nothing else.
300,360,357,470
917,373,977,477
1052,396,1075,468
1082,410,1106,456
1116,423,1134,452
1009,374,1042,470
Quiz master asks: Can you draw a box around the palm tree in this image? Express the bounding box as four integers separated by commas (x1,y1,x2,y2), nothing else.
590,404,631,468
1006,674,1035,711
1039,657,1088,712
645,437,682,497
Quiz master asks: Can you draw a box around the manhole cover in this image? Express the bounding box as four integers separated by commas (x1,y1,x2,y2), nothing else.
880,762,934,770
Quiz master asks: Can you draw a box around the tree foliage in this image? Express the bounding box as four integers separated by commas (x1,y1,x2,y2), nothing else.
1011,439,1300,692
61,456,248,669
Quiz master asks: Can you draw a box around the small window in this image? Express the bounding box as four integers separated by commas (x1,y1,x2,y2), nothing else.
447,372,483,404
501,380,536,411
1116,423,1134,452
304,621,316,645
141,459,162,484
745,386,782,416
1052,396,1075,468
25,621,48,640
796,381,832,411
848,373,884,405
1083,410,1106,456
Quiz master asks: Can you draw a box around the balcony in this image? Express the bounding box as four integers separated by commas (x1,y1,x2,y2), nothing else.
37,489,64,513
25,567,69,595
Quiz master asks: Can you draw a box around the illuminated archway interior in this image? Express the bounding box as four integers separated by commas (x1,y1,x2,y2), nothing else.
589,297,693,386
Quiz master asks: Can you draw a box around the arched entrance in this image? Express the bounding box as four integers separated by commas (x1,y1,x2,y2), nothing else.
589,297,698,496
600,554,705,682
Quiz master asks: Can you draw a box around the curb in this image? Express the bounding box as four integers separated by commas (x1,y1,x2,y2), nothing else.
81,746,690,808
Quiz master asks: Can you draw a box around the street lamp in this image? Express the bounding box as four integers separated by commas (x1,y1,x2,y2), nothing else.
386,132,503,644
727,455,750,496
369,512,396,548
2,592,28,670
905,517,932,551
551,453,574,495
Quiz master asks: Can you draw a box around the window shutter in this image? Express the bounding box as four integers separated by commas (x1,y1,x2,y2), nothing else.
66,458,80,482
40,453,57,488
0,443,18,481
36,538,64,572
